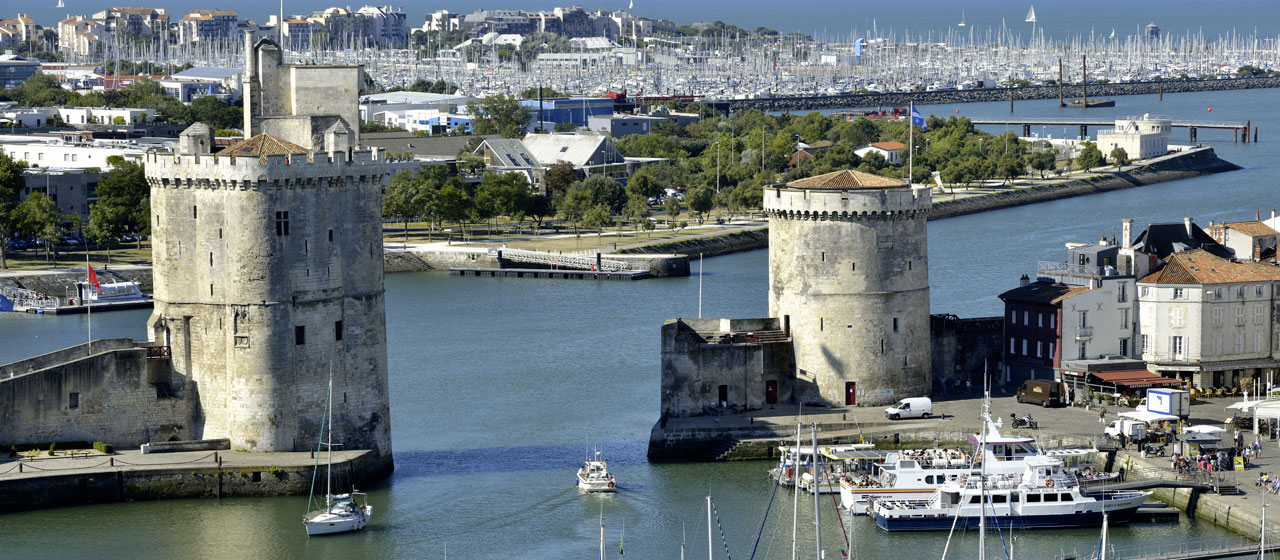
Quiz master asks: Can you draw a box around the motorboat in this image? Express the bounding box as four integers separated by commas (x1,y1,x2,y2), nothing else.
872,456,1149,531
767,442,877,492
838,416,1096,514
577,448,616,492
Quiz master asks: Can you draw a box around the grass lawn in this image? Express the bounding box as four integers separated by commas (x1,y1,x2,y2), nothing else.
0,244,153,272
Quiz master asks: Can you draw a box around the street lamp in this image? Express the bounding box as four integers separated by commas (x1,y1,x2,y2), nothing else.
715,140,721,193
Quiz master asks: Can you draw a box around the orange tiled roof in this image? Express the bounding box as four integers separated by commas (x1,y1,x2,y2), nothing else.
1219,220,1279,238
869,141,906,151
1139,248,1280,285
785,169,906,189
222,133,309,163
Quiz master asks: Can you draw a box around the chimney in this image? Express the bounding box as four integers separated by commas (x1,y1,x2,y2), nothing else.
1184,217,1193,238
1121,219,1133,249
1099,236,1108,246
1019,274,1030,287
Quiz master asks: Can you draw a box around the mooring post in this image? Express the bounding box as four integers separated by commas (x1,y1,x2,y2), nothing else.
1159,80,1163,101
1235,129,1239,143
1080,124,1087,140
1009,90,1013,114
1255,127,1259,142
1246,121,1252,143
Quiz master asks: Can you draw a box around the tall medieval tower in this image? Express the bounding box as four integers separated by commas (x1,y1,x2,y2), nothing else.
144,34,392,469
763,170,932,406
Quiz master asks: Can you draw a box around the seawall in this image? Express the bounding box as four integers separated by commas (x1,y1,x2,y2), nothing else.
722,76,1280,112
929,147,1241,220
0,449,389,514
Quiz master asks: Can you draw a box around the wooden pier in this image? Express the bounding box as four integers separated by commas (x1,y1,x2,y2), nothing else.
449,267,650,281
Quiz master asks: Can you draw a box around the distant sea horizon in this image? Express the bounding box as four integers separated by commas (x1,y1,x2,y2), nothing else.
20,0,1280,46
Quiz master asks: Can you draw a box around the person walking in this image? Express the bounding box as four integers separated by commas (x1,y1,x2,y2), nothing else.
965,379,972,395
1098,407,1106,423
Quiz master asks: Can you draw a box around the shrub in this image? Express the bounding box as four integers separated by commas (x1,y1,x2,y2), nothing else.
48,442,56,456
267,467,285,478
92,441,114,454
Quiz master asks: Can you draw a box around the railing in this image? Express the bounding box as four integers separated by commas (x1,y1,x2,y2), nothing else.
1038,261,1105,278
1075,327,1093,340
1073,535,1275,560
0,287,59,309
145,345,171,359
490,247,635,272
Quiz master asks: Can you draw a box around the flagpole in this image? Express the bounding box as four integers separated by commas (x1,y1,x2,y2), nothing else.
86,249,91,357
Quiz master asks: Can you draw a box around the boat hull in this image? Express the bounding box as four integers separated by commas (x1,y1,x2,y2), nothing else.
303,507,372,536
874,494,1147,532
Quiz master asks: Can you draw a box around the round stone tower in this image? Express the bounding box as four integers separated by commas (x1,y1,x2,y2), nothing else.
763,170,932,406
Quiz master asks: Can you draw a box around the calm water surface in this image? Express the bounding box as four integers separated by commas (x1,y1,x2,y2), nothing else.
1,87,1276,558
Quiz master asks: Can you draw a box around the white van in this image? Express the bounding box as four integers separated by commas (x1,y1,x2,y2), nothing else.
884,397,933,420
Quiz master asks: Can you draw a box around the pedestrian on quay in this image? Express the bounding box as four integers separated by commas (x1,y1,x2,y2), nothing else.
1098,407,1106,423
966,379,972,395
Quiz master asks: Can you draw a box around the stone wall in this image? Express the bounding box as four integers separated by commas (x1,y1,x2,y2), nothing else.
765,185,932,406
0,344,191,447
659,318,794,418
720,77,1280,113
930,315,1004,389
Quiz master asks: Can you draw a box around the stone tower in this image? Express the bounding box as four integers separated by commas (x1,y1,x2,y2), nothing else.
763,170,932,406
144,36,391,470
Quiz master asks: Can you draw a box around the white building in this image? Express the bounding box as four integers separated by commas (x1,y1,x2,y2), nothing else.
1137,249,1280,389
0,132,163,168
1207,219,1280,262
178,9,238,44
1096,114,1171,160
854,141,905,164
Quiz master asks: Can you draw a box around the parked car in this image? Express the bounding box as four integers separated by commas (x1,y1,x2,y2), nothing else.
58,236,81,246
884,397,933,420
1016,379,1066,407
5,239,28,250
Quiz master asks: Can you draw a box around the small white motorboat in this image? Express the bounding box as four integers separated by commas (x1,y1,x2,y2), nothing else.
577,448,616,493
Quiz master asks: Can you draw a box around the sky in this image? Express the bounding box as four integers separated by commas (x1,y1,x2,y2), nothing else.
20,0,1280,42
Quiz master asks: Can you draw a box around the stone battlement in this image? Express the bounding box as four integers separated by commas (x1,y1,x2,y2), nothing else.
145,149,385,188
763,184,931,218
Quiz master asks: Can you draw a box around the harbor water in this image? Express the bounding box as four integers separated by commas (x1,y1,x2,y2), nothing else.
0,88,1276,557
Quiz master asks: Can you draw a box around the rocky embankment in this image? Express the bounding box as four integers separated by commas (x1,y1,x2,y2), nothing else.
722,76,1280,112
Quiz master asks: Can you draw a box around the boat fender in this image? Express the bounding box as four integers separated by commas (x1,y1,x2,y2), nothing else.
960,475,966,485
1046,479,1055,488
607,481,615,488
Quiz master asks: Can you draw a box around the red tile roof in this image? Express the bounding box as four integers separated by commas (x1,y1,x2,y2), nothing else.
1139,249,1280,285
869,141,906,151
222,133,309,163
785,169,906,189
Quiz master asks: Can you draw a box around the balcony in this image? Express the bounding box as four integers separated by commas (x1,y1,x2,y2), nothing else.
1037,261,1107,286
1075,327,1093,341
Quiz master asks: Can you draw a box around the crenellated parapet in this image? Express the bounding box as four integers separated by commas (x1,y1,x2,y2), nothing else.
145,149,386,190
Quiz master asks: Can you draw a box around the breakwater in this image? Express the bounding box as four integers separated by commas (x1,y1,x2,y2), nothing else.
0,449,386,514
720,76,1280,112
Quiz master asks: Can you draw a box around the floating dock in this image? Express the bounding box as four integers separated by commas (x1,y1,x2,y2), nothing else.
449,267,650,281
14,299,153,315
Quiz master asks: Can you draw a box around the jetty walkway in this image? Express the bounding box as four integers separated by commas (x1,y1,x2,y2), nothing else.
968,117,1255,143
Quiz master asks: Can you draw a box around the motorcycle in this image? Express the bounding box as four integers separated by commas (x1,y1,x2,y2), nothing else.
1142,442,1167,457
1010,413,1039,430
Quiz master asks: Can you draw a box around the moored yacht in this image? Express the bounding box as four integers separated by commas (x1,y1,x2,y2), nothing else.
872,456,1149,531
577,448,616,492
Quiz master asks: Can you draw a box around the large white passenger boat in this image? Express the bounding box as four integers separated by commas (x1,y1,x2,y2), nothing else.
872,456,1149,531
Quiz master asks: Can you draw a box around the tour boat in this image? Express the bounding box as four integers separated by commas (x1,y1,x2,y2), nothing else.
872,456,1149,532
837,417,1095,514
767,442,877,492
73,280,150,305
303,370,373,536
577,448,616,492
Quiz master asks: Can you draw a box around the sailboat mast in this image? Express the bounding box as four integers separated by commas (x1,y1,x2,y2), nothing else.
813,423,821,559
325,369,333,511
599,504,604,560
707,496,713,560
792,413,801,560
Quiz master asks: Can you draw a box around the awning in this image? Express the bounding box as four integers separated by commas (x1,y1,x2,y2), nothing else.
1091,370,1186,389
1120,410,1179,423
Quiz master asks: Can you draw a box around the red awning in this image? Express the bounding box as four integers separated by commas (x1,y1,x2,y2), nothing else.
1090,369,1186,389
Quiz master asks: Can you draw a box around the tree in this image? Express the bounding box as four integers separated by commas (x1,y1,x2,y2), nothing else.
94,156,150,250
519,86,562,99
1110,146,1130,168
414,164,453,237
581,174,627,214
640,217,656,239
625,171,663,200
663,196,681,223
559,184,593,237
1074,142,1104,170
544,161,580,197
686,186,715,224
435,183,471,239
383,169,423,248
1028,151,1055,179
85,203,126,263
474,172,531,230
582,205,614,238
466,94,530,138
553,122,578,133
15,192,60,262
0,151,25,269
521,193,553,232
623,194,650,228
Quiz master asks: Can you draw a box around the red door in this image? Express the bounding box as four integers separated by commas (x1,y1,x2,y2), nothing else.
765,380,778,404
845,382,857,406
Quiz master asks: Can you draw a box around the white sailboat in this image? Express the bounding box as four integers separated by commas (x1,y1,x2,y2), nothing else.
303,367,372,536
958,11,966,27
1024,6,1037,23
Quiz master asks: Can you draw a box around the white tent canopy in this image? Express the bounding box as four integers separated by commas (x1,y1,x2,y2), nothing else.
1119,410,1179,423
1184,425,1227,434
1252,401,1280,421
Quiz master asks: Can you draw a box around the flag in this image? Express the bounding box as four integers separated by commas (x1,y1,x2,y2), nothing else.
87,265,102,293
911,106,927,131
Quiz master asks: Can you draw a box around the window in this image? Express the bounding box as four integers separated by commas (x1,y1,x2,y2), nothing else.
1172,336,1186,359
328,229,333,242
69,392,79,409
1214,288,1223,299
1121,309,1129,329
1213,308,1224,327
1237,287,1246,298
1050,314,1056,329
334,320,343,341
892,318,899,333
1038,313,1043,328
1078,342,1087,360
1078,311,1088,328
1256,333,1263,353
1257,286,1266,297
1255,304,1264,325
295,325,306,345
1120,338,1129,356
1027,494,1041,503
1010,338,1016,354
1141,286,1150,298
193,205,198,219
1173,288,1185,299
1024,311,1029,325
1171,308,1184,328
1141,335,1149,354
275,211,290,236
1036,341,1043,358
1022,339,1028,356
1010,310,1017,325
1236,307,1245,326
1235,333,1245,354
1118,284,1127,303
1044,493,1059,502
1049,342,1055,359
1060,493,1074,502
1212,335,1221,356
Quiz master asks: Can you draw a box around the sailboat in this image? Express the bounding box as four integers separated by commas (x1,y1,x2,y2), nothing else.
302,367,373,536
1024,5,1036,23
958,11,966,27
55,0,64,7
